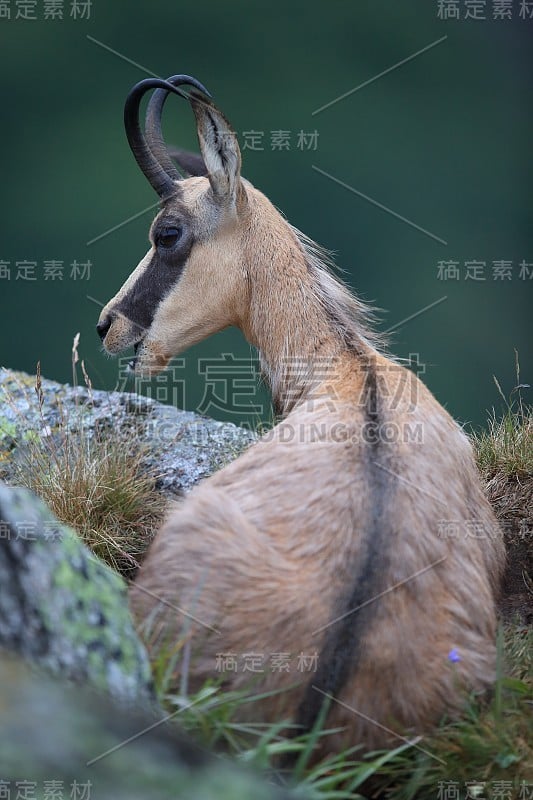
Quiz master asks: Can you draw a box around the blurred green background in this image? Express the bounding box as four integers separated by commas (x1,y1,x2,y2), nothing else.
0,0,531,429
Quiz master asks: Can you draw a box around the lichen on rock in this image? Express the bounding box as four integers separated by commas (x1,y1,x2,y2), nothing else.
0,482,154,705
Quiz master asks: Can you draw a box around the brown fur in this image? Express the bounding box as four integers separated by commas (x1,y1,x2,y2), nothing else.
98,83,505,759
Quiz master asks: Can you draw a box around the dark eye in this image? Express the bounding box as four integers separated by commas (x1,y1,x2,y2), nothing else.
156,226,183,249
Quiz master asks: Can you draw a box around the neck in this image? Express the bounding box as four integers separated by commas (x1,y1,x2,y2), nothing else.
240,200,371,416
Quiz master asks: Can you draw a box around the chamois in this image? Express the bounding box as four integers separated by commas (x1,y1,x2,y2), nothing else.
97,74,505,758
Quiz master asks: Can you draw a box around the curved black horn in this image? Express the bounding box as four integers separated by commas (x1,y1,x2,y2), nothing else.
145,74,211,182
124,77,208,199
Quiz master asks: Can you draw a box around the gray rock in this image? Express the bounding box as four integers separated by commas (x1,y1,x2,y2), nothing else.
0,367,255,495
0,482,153,705
0,651,301,800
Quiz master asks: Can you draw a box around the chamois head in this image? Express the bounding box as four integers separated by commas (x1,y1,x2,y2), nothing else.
97,74,251,375
99,74,381,394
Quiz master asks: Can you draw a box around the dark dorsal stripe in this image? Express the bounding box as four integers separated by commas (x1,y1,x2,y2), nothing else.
293,359,393,740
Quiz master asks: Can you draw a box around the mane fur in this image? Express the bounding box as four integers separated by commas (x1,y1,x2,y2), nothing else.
290,225,389,356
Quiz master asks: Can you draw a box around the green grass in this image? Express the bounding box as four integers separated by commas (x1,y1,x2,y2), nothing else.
471,353,532,479
470,359,531,610
146,624,532,799
473,409,532,486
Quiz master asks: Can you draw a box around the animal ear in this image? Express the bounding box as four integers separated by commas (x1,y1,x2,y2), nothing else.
189,92,242,206
168,148,208,178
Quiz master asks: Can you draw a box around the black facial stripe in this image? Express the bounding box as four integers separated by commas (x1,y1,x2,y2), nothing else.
116,235,194,334
292,361,394,743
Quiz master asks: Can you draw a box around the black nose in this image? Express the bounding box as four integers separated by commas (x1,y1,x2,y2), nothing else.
96,315,112,341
